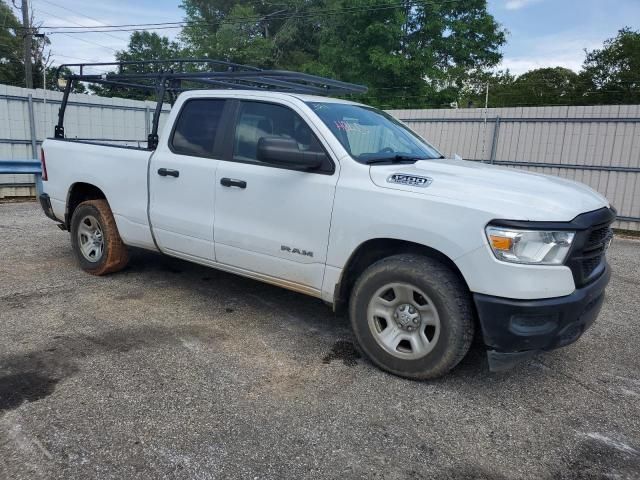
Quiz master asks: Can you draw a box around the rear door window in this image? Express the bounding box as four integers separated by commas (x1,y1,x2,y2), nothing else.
171,99,226,157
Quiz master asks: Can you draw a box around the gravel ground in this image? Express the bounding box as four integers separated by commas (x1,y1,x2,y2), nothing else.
1,201,639,480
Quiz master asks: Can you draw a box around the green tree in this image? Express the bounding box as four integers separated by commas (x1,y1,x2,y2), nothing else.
0,0,56,88
578,27,640,105
401,0,506,108
463,67,580,107
512,67,579,105
179,0,506,107
311,0,412,107
459,70,516,108
116,31,185,65
90,31,184,99
213,4,275,66
0,0,23,86
180,0,322,69
467,29,640,108
45,65,86,93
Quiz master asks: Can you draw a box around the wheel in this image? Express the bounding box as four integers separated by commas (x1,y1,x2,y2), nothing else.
70,199,129,275
349,254,474,379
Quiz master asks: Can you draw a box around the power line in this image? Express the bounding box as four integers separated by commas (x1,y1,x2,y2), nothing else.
26,2,122,54
49,52,101,62
47,25,185,34
32,3,130,43
57,32,118,53
38,0,468,33
34,0,132,41
42,21,187,29
39,0,429,28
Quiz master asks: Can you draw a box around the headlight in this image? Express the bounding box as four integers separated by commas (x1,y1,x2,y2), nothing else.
485,226,575,265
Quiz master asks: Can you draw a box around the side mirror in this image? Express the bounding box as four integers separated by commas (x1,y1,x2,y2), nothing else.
257,137,326,170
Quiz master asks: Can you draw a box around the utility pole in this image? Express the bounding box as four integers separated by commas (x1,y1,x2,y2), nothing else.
20,0,33,88
260,9,286,39
481,82,489,161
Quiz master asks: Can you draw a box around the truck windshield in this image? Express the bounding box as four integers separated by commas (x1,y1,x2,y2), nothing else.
307,102,442,164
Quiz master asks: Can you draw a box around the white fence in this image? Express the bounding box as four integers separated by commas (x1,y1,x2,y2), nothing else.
1,84,638,230
0,84,169,197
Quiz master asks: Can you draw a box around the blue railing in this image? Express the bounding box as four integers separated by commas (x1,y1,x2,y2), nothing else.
0,160,43,196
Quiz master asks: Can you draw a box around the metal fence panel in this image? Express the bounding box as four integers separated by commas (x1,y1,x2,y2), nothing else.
0,84,169,197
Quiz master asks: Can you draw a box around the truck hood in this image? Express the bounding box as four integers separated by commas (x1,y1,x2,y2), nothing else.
368,158,609,221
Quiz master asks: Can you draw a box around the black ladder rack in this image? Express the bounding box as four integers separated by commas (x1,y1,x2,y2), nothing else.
53,59,368,149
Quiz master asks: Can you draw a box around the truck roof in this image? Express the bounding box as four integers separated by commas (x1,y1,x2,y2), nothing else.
178,89,363,106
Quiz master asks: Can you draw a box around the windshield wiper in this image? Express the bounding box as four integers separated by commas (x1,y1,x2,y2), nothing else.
363,155,427,165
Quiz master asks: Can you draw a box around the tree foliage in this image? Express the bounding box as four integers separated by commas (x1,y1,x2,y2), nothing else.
579,27,640,105
462,67,580,107
0,0,61,89
0,0,28,86
463,28,640,107
178,0,506,108
9,0,632,109
47,66,86,93
90,31,184,99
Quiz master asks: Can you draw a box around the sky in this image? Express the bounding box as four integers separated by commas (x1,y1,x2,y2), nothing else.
14,0,640,76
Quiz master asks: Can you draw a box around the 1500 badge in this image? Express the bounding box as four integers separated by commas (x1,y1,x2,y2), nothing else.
387,173,433,187
281,245,313,257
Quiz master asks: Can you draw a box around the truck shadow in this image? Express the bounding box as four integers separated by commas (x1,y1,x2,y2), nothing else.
1,247,545,415
122,248,500,380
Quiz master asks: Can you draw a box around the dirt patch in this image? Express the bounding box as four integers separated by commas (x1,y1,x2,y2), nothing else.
0,324,224,413
0,373,60,411
552,433,640,479
1,288,75,310
113,291,145,301
434,465,510,480
322,340,361,366
2,292,39,309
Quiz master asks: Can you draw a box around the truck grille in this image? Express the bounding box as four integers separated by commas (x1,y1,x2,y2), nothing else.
566,210,615,287
581,256,602,278
587,226,611,246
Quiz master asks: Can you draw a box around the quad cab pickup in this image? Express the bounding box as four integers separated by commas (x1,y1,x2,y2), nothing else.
39,61,615,379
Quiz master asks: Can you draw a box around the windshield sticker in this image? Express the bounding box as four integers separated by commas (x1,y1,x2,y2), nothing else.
334,120,368,133
387,173,432,188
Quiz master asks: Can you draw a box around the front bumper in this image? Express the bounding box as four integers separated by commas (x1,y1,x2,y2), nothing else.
474,264,611,371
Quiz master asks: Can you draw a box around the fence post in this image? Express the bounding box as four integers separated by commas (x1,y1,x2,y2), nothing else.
489,115,500,164
145,106,151,139
27,94,42,195
27,94,38,159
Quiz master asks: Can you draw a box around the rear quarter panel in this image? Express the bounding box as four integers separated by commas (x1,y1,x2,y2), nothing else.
41,139,155,248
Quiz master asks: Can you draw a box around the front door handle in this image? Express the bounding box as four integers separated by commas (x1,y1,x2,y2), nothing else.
158,168,179,178
220,178,247,189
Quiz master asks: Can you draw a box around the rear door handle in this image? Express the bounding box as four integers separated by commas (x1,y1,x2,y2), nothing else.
158,168,179,178
220,178,247,189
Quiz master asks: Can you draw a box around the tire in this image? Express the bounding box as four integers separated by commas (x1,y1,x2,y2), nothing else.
349,254,474,380
70,199,129,275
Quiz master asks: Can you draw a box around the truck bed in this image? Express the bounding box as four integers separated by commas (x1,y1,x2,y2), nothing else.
42,138,156,249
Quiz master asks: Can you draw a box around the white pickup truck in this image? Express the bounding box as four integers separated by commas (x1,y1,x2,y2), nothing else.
39,82,615,379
